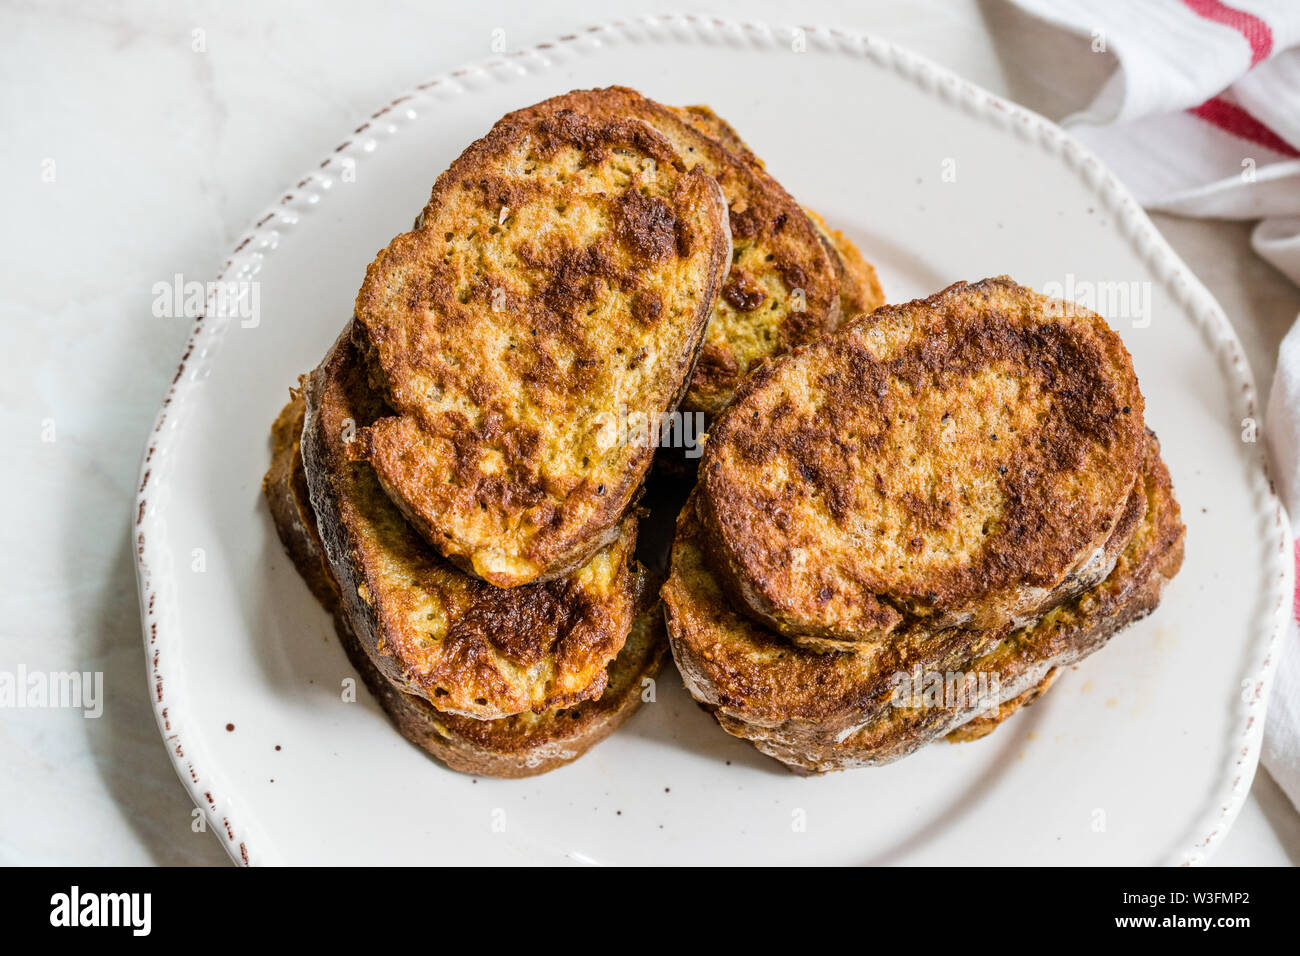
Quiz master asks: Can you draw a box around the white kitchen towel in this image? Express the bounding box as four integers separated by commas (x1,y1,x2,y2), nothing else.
1007,0,1300,812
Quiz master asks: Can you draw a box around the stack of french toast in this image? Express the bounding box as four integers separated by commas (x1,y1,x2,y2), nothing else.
264,86,1183,777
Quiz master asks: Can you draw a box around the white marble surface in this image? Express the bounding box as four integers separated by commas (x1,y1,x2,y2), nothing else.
2,0,1297,865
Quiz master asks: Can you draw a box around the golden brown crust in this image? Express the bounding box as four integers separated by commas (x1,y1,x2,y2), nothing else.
804,208,885,323
666,495,976,735
538,88,839,416
666,104,884,326
745,475,1146,656
735,497,1182,772
337,599,666,778
944,668,1058,743
263,397,667,777
663,433,1183,763
697,277,1148,650
263,384,339,610
355,90,731,587
669,104,763,167
300,326,641,719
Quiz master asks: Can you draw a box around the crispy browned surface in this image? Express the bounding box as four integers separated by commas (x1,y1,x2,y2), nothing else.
944,668,1058,743
804,208,885,323
668,104,763,167
344,598,666,778
668,103,884,326
739,500,1182,774
664,434,1182,759
354,90,730,587
536,88,839,416
264,399,666,777
263,384,339,610
697,277,1148,650
300,326,642,719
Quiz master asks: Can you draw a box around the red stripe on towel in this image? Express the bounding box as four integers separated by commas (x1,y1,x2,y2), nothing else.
1189,96,1300,157
1293,539,1300,626
1181,0,1274,66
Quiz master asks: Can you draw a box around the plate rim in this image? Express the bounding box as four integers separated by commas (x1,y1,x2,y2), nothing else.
133,12,1292,867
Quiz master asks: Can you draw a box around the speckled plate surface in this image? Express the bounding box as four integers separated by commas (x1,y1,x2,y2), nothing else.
135,14,1290,865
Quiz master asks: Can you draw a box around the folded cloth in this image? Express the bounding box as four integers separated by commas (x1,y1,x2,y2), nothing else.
1007,0,1300,813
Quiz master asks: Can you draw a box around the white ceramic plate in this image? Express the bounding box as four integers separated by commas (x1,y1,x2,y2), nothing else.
135,15,1290,866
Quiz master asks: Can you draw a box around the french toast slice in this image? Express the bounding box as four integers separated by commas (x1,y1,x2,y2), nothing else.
667,459,1149,743
530,88,840,416
354,93,731,588
804,207,885,323
697,277,1148,651
300,325,643,720
669,104,763,168
664,434,1183,773
668,102,885,324
263,394,666,777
